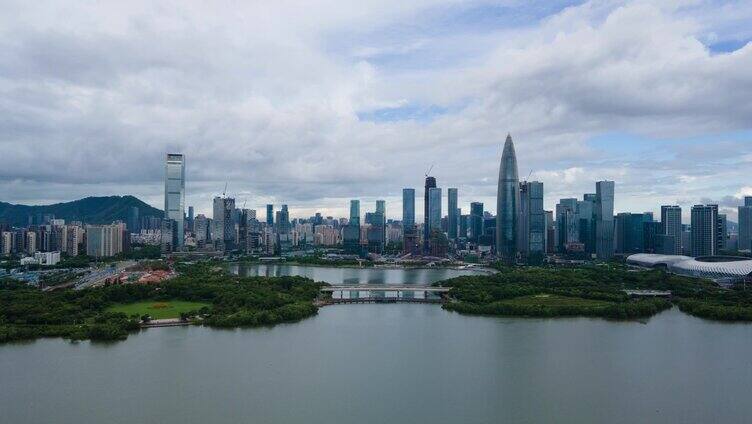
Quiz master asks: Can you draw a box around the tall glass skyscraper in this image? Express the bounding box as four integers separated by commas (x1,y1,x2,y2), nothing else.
424,177,436,252
519,181,544,256
739,197,752,252
661,205,682,255
595,180,615,259
402,188,415,235
470,202,484,242
447,188,458,239
428,188,442,231
266,204,274,226
496,134,519,259
691,204,718,256
164,153,185,248
350,200,360,226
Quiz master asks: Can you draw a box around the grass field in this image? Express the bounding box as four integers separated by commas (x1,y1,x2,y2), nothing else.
501,294,613,308
107,300,210,319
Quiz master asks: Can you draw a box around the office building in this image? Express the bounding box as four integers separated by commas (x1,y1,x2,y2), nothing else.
428,187,442,232
424,176,436,252
470,202,484,243
739,197,752,252
187,206,194,231
615,213,650,254
717,214,728,252
447,188,458,240
213,196,236,251
519,181,544,258
595,181,615,259
164,153,185,248
194,214,209,247
128,206,140,234
660,206,682,255
402,188,415,237
266,204,274,226
691,204,718,257
556,198,578,252
344,200,361,253
496,134,520,260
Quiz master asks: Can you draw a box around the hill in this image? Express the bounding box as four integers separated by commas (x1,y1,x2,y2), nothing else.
0,196,163,227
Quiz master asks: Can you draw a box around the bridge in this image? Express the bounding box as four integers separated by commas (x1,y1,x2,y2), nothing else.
318,285,452,305
320,285,451,294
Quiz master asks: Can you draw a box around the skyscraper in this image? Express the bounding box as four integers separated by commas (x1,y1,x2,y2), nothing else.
595,180,615,259
164,153,185,248
344,200,361,253
556,198,578,251
691,204,718,257
717,213,728,252
424,176,437,253
277,204,290,233
496,134,520,260
519,181,544,257
738,197,752,252
213,196,235,251
187,206,194,231
402,188,415,236
447,188,458,240
350,200,360,226
615,213,649,254
266,204,274,226
661,205,682,255
470,202,484,243
127,206,140,234
428,187,442,231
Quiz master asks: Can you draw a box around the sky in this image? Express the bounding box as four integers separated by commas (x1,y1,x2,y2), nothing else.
1,0,751,222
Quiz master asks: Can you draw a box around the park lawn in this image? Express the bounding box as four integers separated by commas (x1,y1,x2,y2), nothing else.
107,300,210,319
501,294,614,308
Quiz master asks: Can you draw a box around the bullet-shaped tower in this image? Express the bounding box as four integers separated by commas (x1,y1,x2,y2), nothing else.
496,134,519,260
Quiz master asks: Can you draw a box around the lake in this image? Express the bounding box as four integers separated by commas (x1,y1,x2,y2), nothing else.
229,263,490,285
2,266,752,423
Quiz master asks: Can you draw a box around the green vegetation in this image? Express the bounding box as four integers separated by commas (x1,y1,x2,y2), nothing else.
0,195,162,227
107,300,211,320
437,265,717,320
0,262,324,343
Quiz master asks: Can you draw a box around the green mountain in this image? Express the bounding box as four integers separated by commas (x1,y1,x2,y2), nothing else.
0,196,163,227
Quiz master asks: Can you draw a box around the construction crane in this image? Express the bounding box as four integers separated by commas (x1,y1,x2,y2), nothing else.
222,182,227,197
425,164,434,177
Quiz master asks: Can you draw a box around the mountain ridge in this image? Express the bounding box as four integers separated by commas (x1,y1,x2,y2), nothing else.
0,195,163,227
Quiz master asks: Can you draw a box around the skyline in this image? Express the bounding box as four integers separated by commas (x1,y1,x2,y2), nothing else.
1,1,751,220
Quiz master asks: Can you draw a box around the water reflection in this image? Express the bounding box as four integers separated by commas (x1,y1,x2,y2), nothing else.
231,263,486,286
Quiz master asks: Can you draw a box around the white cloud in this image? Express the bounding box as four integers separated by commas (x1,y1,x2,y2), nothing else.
0,0,751,220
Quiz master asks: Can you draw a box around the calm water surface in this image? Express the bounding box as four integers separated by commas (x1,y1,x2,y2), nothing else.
2,307,752,424
2,266,752,423
229,263,489,285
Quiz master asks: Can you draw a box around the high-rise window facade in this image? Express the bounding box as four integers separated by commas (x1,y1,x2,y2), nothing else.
595,181,615,259
164,153,185,248
691,204,718,257
447,188,458,240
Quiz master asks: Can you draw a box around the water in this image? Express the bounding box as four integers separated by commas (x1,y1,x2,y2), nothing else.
2,307,752,423
229,263,489,285
3,265,752,423
229,264,489,299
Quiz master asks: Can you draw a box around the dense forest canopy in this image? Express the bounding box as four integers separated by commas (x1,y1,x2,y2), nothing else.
0,262,324,343
436,265,752,321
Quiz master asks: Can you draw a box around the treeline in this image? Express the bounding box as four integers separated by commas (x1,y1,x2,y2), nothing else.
445,298,671,319
436,265,723,321
0,262,325,343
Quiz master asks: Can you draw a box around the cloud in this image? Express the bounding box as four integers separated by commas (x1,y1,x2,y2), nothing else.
0,0,750,220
